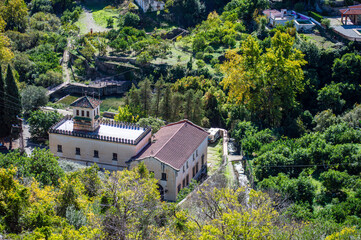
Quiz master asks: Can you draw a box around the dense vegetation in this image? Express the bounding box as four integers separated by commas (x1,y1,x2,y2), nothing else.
1,0,361,238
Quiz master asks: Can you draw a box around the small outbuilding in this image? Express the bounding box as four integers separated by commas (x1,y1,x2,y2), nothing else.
340,4,361,25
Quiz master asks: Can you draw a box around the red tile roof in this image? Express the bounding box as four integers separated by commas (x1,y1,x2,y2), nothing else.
263,9,281,17
340,4,361,15
70,96,102,109
137,120,209,170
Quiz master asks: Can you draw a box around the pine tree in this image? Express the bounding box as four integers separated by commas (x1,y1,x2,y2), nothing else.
192,90,204,125
161,84,172,121
138,78,152,116
171,92,183,122
183,89,195,119
5,64,21,136
0,65,7,140
152,76,164,117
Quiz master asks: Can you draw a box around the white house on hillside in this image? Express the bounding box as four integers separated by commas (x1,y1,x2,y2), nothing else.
135,0,165,12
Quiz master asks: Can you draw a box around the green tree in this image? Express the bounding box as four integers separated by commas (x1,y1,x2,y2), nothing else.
0,167,29,233
21,86,49,113
152,76,164,117
79,164,102,198
101,165,161,239
221,32,306,127
161,84,172,121
0,65,7,140
114,105,139,123
0,0,28,32
123,12,140,28
137,117,164,134
4,64,21,137
332,53,361,84
183,89,195,119
138,78,152,116
320,169,350,194
27,110,61,139
317,83,345,114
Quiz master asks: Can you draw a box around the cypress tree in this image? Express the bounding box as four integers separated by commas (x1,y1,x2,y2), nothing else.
0,65,7,140
5,64,21,135
183,89,195,120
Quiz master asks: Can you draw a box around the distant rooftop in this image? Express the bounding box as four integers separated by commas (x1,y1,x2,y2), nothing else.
49,116,151,145
70,96,102,109
137,119,209,170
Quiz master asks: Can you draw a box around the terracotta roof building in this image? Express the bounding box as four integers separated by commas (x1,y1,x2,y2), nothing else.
130,120,209,201
340,4,361,25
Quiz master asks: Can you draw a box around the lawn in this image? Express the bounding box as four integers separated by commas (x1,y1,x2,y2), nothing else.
75,12,88,35
55,95,125,113
99,96,125,113
207,139,223,175
302,33,336,49
56,95,78,106
92,7,120,29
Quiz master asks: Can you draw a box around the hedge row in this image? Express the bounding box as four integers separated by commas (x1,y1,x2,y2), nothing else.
308,11,324,22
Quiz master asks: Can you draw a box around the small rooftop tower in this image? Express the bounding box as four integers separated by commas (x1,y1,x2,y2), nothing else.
70,96,102,132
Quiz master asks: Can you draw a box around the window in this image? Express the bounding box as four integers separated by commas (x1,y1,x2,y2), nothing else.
76,110,79,116
193,153,195,161
161,173,167,181
57,145,62,153
183,166,185,173
87,111,89,117
196,149,198,157
186,161,188,169
76,147,80,155
178,184,181,193
81,110,84,116
94,150,99,158
186,174,189,186
183,179,185,188
201,154,205,166
196,162,199,173
112,153,118,161
192,166,195,178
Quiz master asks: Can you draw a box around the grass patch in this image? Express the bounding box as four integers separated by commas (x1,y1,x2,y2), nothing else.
56,95,78,106
302,33,335,49
93,7,120,29
100,96,125,112
207,139,223,175
75,12,89,35
55,95,125,113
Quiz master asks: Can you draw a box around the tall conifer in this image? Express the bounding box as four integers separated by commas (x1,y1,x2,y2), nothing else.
0,65,7,139
5,64,21,136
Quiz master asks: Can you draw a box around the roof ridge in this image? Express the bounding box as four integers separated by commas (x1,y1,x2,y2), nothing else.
152,122,186,157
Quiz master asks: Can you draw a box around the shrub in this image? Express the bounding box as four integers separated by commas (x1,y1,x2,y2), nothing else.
321,18,331,28
203,54,213,63
195,52,204,60
123,12,140,28
204,46,214,53
308,11,323,22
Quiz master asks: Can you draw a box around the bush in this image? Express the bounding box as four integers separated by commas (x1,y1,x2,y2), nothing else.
195,52,204,60
123,12,140,28
203,54,213,63
204,46,214,53
35,70,63,88
308,11,323,22
21,85,49,112
28,110,62,139
321,18,331,28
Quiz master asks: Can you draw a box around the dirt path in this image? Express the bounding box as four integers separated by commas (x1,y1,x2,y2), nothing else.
83,8,107,33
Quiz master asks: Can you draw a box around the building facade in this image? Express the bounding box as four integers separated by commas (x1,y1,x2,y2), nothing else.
49,96,152,170
134,0,165,12
130,120,209,202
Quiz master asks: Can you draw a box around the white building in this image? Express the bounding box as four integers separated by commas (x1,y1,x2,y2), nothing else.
130,120,209,201
49,96,152,170
134,0,165,12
